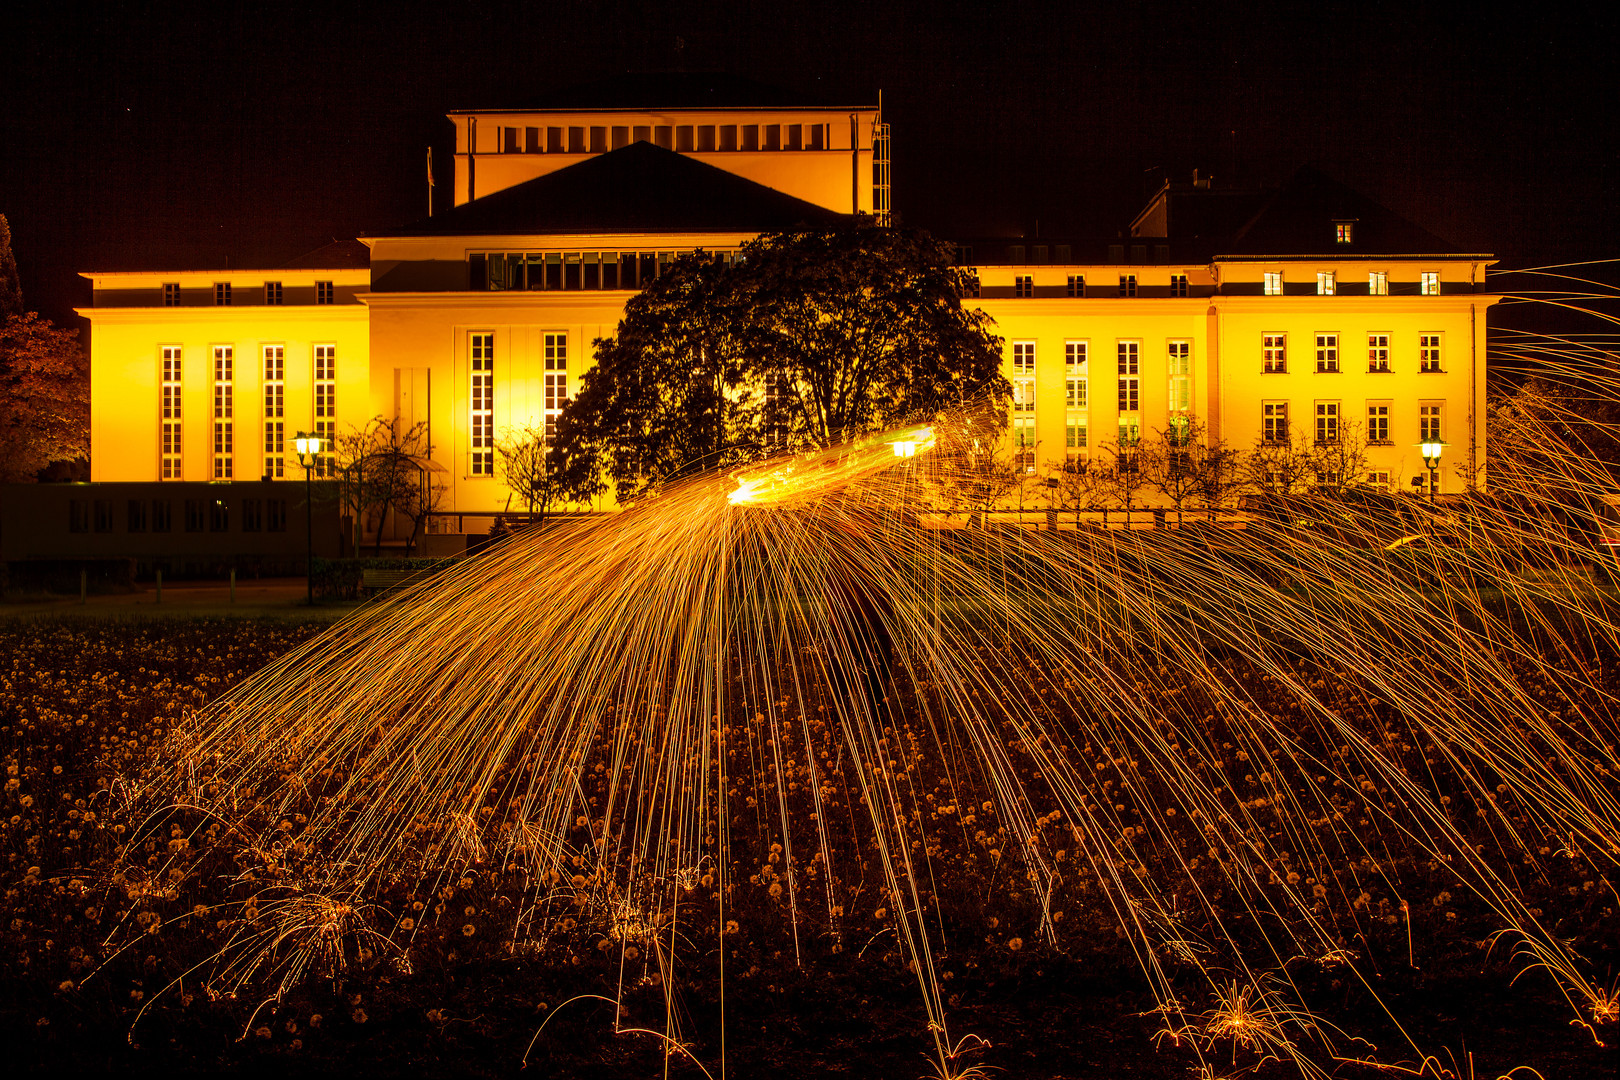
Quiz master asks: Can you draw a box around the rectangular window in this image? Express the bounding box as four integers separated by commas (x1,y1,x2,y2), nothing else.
152,500,171,532
1263,333,1287,374
1064,342,1088,409
214,282,232,306
1421,272,1440,296
241,498,262,532
1169,274,1189,297
1316,401,1340,444
184,499,205,532
1315,333,1339,373
1263,402,1289,444
1365,470,1392,491
313,344,336,477
1419,334,1442,373
161,346,182,479
267,499,287,532
591,126,608,152
1013,342,1035,416
1014,275,1034,298
163,282,180,306
1013,415,1036,472
1263,271,1282,296
1067,274,1085,297
1117,340,1140,413
741,124,759,151
611,126,628,150
544,332,567,439
569,127,586,153
68,500,88,533
653,125,672,149
549,126,565,152
1316,271,1335,296
212,346,233,480
93,499,113,533
719,124,737,151
127,499,147,532
1167,341,1192,413
1118,274,1137,298
526,127,542,152
1118,416,1141,450
1420,403,1443,442
1368,333,1391,373
1368,402,1390,444
1336,222,1355,244
1012,341,1035,376
676,125,694,152
264,281,282,305
1369,271,1388,296
263,345,284,479
695,125,715,152
315,280,334,305
1066,417,1088,457
502,127,519,154
209,499,229,532
471,332,494,474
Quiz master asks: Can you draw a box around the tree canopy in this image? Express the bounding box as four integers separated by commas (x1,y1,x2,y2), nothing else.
558,225,1007,503
0,312,89,482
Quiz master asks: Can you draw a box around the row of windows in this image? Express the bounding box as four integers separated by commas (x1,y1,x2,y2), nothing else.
491,122,831,155
974,270,1446,296
1006,274,1192,298
68,498,289,534
473,249,741,292
467,331,569,477
1264,270,1441,296
1263,332,1443,374
163,281,337,306
1261,401,1443,445
161,344,335,481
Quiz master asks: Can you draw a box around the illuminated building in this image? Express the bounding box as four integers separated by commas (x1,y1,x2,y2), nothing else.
65,80,1491,556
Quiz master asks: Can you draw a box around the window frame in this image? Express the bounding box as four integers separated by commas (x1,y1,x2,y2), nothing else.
1263,271,1283,296
1367,332,1391,373
1315,332,1339,374
1419,333,1443,373
470,332,495,476
1263,333,1287,374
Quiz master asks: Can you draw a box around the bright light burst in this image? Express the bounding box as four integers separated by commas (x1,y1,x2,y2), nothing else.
119,340,1620,1075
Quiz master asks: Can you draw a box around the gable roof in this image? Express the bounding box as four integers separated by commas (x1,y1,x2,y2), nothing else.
1219,167,1477,257
374,142,849,239
277,239,372,269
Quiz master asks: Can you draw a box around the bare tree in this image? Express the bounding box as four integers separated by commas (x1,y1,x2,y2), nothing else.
1141,417,1238,526
1050,456,1118,529
336,416,437,556
1098,434,1147,528
497,422,573,527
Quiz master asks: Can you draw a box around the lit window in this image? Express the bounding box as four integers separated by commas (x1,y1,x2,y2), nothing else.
1169,274,1189,298
1419,334,1442,372
1421,272,1440,296
1263,271,1283,296
163,283,180,306
1365,470,1391,491
1117,340,1139,412
1316,271,1335,296
1014,275,1034,298
1013,415,1036,472
1315,401,1340,444
1064,341,1088,409
264,281,282,305
1369,271,1388,295
1368,333,1390,373
1368,402,1390,444
313,345,336,477
263,346,284,479
1167,341,1191,413
1067,275,1085,297
1118,275,1137,298
1066,417,1088,458
544,332,567,438
1263,334,1286,374
470,333,494,475
161,346,182,479
316,280,335,305
1315,333,1339,373
214,282,232,306
1263,402,1288,444
1012,341,1036,376
1420,403,1442,443
1013,339,1035,416
1335,222,1355,244
212,346,233,480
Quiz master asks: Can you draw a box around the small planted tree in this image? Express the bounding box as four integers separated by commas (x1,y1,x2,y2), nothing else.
336,417,439,555
497,423,572,527
1050,456,1118,530
1142,417,1236,526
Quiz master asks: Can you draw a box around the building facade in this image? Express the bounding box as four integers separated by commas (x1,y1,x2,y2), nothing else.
72,86,1493,551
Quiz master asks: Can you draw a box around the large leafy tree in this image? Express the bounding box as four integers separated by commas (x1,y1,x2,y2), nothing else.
0,311,89,482
559,226,1006,503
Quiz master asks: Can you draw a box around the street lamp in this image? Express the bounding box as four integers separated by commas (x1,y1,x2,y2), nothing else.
294,432,323,605
1418,439,1444,508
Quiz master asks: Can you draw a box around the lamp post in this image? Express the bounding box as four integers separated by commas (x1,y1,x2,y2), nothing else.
294,432,323,606
1419,439,1444,509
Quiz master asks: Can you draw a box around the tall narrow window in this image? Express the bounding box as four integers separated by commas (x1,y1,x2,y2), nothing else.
1065,341,1088,465
264,281,283,305
1419,334,1442,373
1167,341,1192,414
1421,272,1440,296
1316,401,1340,445
544,332,567,439
1067,275,1085,297
1169,274,1189,297
212,346,233,479
313,345,336,477
1316,271,1335,296
1419,404,1443,443
1315,333,1339,373
1368,333,1391,372
1118,275,1137,298
1263,333,1287,374
1014,415,1036,472
1263,271,1283,296
1335,222,1355,244
1014,275,1034,298
1012,341,1036,419
470,333,494,475
214,282,232,306
316,281,334,305
1263,402,1289,444
1117,340,1140,413
1369,271,1388,295
163,282,180,306
1367,402,1390,444
161,346,182,479
263,345,284,479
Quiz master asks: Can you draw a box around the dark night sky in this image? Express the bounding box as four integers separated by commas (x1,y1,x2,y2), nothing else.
3,1,1616,331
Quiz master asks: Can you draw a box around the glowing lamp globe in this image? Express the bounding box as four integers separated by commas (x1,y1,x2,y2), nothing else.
1420,440,1444,467
295,434,322,458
